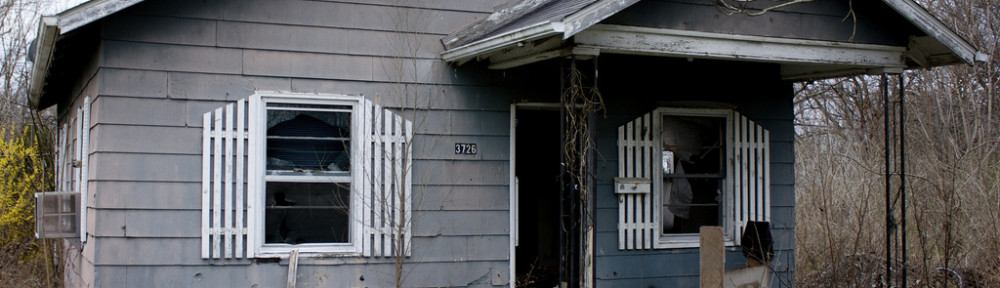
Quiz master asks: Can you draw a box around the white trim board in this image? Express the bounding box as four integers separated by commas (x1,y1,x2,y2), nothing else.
574,25,908,69
57,0,144,34
882,0,988,64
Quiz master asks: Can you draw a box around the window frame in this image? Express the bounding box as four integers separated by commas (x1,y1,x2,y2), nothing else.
653,107,735,249
250,92,365,257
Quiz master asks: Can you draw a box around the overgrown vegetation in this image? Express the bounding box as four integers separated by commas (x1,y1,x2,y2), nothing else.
0,0,65,287
794,0,1000,286
0,124,59,288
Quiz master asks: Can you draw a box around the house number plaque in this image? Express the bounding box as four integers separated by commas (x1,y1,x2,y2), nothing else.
455,143,478,155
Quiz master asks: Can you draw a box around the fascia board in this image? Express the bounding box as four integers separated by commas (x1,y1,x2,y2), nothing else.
575,25,907,68
562,0,641,38
441,21,565,63
28,16,59,109
57,0,144,34
881,0,986,64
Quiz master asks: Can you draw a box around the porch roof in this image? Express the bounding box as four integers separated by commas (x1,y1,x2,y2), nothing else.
440,0,987,79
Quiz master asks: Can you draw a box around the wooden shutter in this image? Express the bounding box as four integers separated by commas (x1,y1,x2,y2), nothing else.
77,97,90,243
201,99,251,259
201,96,413,258
617,110,770,250
616,112,656,250
727,112,770,246
361,99,413,257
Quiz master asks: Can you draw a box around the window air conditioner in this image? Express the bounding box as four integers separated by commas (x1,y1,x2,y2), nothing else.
34,191,79,239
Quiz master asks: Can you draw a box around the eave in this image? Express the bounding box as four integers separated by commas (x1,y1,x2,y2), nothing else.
28,16,58,108
440,0,641,64
28,0,146,109
442,0,988,77
882,0,988,65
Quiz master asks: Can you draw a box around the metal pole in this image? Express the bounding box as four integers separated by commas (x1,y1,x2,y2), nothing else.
899,73,907,287
883,73,892,285
568,56,578,288
559,58,567,288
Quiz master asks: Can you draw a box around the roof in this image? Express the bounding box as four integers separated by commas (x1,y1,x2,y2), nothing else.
440,0,639,64
439,0,987,67
29,0,144,108
28,0,989,109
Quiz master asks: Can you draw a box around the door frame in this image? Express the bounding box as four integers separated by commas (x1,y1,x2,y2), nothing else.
509,102,572,286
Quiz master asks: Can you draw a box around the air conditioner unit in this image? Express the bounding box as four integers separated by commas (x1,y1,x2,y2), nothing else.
34,191,79,239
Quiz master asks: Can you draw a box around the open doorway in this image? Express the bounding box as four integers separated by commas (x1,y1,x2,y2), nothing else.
514,107,562,287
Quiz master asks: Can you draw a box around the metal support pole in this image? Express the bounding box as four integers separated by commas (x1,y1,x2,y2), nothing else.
883,73,892,285
899,73,907,287
559,58,568,288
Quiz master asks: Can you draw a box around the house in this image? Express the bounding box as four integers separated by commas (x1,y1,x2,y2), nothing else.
29,0,981,287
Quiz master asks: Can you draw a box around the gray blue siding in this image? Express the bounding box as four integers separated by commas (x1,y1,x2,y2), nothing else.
68,0,520,287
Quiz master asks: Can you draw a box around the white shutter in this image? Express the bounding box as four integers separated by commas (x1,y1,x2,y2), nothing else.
201,99,251,259
361,99,413,257
616,112,656,250
201,95,413,259
728,112,770,246
78,97,90,243
55,124,66,191
617,110,770,250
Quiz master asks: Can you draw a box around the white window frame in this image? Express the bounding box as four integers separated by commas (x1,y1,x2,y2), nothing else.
250,92,365,257
653,107,734,249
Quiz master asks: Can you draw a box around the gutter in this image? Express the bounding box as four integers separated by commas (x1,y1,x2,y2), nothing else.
28,16,58,109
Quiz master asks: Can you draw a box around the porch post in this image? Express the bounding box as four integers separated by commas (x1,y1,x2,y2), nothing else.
882,73,892,285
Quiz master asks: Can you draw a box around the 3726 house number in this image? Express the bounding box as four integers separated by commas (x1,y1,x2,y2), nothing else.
455,143,478,155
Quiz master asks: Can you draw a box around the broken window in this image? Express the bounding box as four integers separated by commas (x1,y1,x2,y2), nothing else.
616,108,770,250
660,114,724,235
264,105,353,245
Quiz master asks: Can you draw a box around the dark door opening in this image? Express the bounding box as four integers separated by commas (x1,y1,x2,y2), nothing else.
515,108,561,287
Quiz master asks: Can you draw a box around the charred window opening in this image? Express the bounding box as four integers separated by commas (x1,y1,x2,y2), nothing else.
660,115,725,234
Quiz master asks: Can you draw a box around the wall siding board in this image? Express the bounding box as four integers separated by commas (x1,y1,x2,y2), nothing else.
411,135,508,161
348,29,444,59
412,210,509,237
210,0,484,36
167,72,292,101
92,266,126,288
103,15,217,46
412,160,507,186
94,237,203,266
605,0,915,46
91,97,189,127
102,41,243,74
288,80,511,111
770,141,795,163
415,185,509,211
410,235,508,262
89,153,201,182
119,261,506,288
770,207,795,230
90,124,200,154
91,210,125,237
770,185,795,207
125,210,202,238
98,69,168,98
449,110,510,136
92,181,201,210
242,50,374,81
217,21,350,54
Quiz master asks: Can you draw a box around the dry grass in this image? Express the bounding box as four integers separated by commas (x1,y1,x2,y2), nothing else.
0,238,62,288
